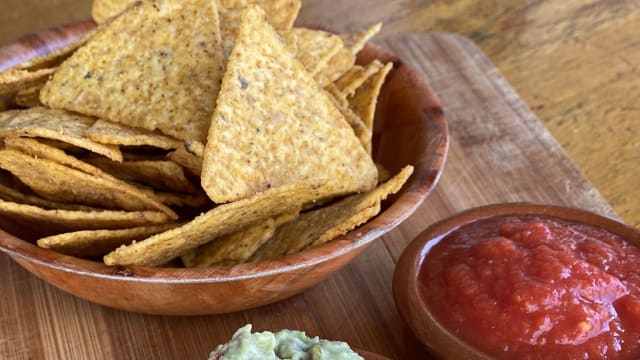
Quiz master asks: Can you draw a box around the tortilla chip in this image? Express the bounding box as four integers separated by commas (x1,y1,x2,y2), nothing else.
0,68,55,97
37,223,180,257
0,107,122,161
219,8,244,59
324,84,349,109
281,28,342,75
91,0,138,23
167,140,204,177
13,85,42,107
184,209,298,267
340,22,382,55
220,0,301,30
252,166,413,261
314,49,355,87
104,179,347,266
86,119,182,150
0,199,171,230
4,137,110,178
376,163,391,184
85,158,199,194
335,60,383,97
155,191,210,208
326,94,372,154
0,171,98,211
0,149,177,218
41,0,225,141
201,6,377,203
349,62,393,130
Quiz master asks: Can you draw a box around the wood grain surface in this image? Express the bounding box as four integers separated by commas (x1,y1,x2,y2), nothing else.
0,31,617,359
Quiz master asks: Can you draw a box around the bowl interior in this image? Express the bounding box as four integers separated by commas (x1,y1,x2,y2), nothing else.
0,22,449,284
394,203,640,359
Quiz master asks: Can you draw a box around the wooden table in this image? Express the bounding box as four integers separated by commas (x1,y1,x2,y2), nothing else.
0,1,637,359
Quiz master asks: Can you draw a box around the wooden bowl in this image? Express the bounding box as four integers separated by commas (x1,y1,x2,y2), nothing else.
393,203,640,359
0,21,449,315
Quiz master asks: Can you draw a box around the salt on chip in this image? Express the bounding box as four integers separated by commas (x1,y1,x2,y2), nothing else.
281,28,343,75
340,22,382,55
0,68,55,97
86,119,182,150
0,149,177,218
314,49,355,88
184,209,299,267
37,223,180,258
335,60,383,97
0,199,172,230
85,158,199,194
0,107,122,161
349,62,393,130
41,0,225,141
167,140,204,177
252,166,413,261
104,179,348,266
201,6,377,203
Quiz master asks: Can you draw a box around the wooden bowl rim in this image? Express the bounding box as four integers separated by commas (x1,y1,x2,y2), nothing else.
393,202,640,359
0,21,449,284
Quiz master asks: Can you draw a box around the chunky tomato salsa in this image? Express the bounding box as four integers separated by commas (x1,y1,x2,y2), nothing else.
420,215,640,359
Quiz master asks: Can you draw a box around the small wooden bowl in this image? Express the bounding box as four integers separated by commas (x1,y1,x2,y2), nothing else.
393,203,640,359
0,22,449,315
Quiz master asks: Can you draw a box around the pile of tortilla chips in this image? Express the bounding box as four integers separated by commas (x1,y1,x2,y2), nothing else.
0,0,413,267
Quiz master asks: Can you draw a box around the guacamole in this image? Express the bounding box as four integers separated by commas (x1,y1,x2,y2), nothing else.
209,325,364,360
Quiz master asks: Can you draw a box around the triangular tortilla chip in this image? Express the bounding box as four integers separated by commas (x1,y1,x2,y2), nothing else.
220,0,301,30
13,85,42,107
85,158,199,194
314,48,355,87
252,166,413,261
281,28,343,75
340,22,382,55
86,119,182,150
41,0,225,141
0,171,97,211
37,223,180,258
0,107,122,161
104,179,347,266
349,62,393,130
4,137,110,179
0,149,177,218
91,0,138,23
335,60,383,97
327,97,372,154
201,6,377,203
183,209,299,267
0,199,171,230
167,140,204,177
0,68,55,97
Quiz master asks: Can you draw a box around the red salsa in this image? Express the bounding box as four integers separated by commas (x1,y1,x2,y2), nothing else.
420,215,640,359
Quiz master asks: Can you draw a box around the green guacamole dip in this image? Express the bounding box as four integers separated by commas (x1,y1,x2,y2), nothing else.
209,325,364,360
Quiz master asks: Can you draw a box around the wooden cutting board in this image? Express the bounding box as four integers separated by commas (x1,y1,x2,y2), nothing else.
0,33,616,359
